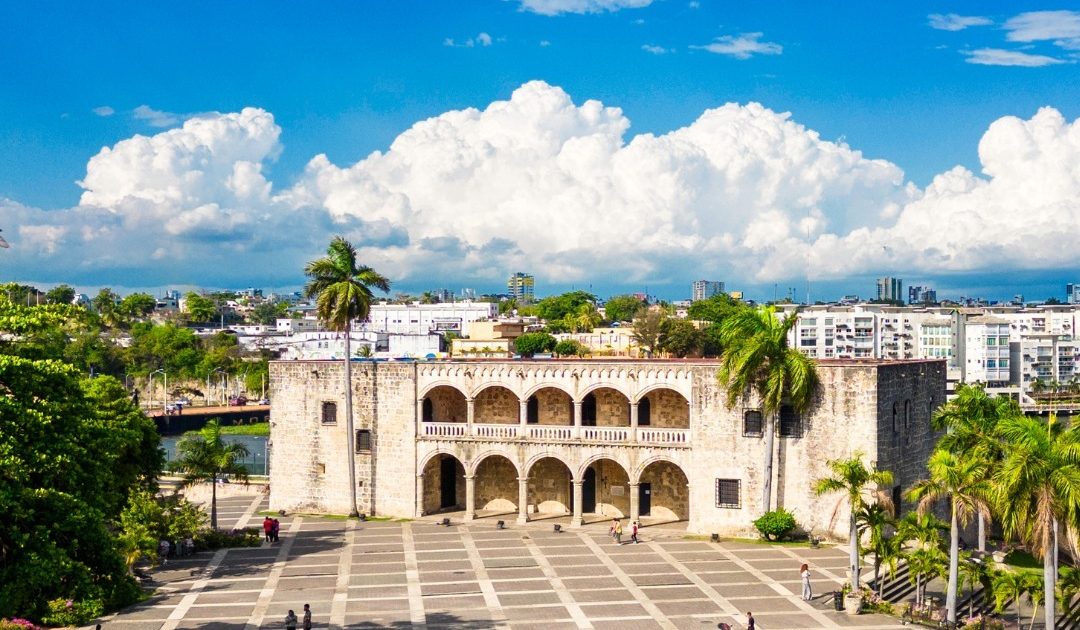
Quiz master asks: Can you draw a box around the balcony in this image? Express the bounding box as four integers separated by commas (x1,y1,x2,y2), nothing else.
420,422,690,446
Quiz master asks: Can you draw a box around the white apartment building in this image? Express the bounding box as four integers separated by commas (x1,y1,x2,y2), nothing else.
366,301,498,337
956,315,1011,386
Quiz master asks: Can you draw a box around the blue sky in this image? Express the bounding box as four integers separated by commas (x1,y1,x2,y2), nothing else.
2,1,1080,301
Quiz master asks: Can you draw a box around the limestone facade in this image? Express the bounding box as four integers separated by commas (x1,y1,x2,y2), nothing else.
269,358,945,538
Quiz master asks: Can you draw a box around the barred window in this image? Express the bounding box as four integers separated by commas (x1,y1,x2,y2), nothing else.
321,401,338,425
779,405,802,437
355,429,372,452
743,410,763,436
715,478,741,509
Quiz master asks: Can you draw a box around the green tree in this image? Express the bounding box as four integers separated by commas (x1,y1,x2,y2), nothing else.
631,307,665,357
554,339,588,357
992,569,1028,626
564,303,601,333
183,292,217,323
958,553,989,619
248,300,288,325
812,453,894,589
498,298,518,316
993,413,1080,630
687,292,743,323
907,546,948,608
118,292,157,319
45,284,76,305
603,295,646,324
659,318,702,358
720,305,817,512
534,291,597,322
174,419,250,529
304,236,390,517
856,502,894,596
92,288,123,328
515,332,557,356
906,450,992,625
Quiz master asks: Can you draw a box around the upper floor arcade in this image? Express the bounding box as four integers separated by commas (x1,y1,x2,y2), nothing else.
415,361,695,446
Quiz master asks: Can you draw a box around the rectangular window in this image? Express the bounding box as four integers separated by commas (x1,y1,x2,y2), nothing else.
743,410,763,436
987,337,996,346
356,429,372,452
1000,358,1009,368
321,401,338,425
715,478,741,509
987,359,996,368
779,405,802,438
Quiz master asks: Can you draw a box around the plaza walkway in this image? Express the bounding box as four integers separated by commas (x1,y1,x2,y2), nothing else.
92,494,905,630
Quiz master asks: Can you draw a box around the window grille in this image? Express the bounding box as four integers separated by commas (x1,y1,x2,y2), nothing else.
715,478,741,509
743,410,763,436
321,401,338,425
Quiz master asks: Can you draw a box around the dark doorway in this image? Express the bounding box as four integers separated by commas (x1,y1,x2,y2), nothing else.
582,467,597,513
439,457,457,509
638,397,651,426
582,394,597,426
527,396,539,424
422,398,434,422
639,482,652,516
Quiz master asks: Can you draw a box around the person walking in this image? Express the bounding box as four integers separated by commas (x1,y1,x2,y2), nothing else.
272,518,281,543
746,611,755,630
609,518,618,541
263,516,274,543
614,520,623,545
800,563,812,601
284,610,297,630
631,521,640,544
302,604,312,630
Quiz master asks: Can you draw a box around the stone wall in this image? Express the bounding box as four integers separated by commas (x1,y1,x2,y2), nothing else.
535,388,572,425
370,362,419,517
527,457,571,513
644,389,690,428
475,455,518,512
475,386,518,424
428,386,467,422
639,461,689,520
593,388,630,426
421,454,465,514
591,459,630,517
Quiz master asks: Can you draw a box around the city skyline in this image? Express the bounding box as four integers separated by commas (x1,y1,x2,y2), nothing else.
2,1,1080,298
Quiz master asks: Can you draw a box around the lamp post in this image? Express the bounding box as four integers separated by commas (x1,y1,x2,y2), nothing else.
208,368,226,406
150,368,166,410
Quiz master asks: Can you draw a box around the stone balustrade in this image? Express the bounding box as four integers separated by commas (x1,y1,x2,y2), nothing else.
420,421,689,446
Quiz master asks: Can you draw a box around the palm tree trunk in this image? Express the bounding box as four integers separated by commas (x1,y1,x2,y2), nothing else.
850,514,860,589
978,513,986,553
344,326,359,517
211,473,218,529
761,411,775,512
947,506,960,625
1046,519,1058,630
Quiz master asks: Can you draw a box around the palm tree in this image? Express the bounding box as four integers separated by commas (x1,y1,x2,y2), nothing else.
721,306,818,512
907,450,992,625
304,236,390,517
812,453,894,589
992,569,1028,627
932,383,1016,552
993,413,1080,630
1058,566,1080,620
174,419,250,529
856,502,894,595
876,534,906,599
907,546,948,609
958,554,988,619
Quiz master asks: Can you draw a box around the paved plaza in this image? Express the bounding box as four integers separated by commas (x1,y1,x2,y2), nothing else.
97,494,905,630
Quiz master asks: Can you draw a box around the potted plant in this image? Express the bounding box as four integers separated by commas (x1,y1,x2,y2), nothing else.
841,584,862,615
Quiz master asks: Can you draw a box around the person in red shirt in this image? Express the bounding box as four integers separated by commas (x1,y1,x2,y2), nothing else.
263,516,273,542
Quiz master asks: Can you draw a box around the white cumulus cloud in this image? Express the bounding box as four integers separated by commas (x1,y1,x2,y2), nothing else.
694,33,782,60
928,13,992,31
92,106,115,117
963,48,1064,67
1004,10,1080,42
518,0,652,16
6,82,1080,291
133,105,183,127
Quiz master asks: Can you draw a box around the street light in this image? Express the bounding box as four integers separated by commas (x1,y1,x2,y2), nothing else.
208,368,226,406
150,369,166,410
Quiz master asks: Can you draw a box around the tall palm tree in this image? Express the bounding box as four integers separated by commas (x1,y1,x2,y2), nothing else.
957,554,988,619
993,413,1080,630
174,419,250,529
991,569,1028,627
856,502,894,595
907,450,992,625
304,236,390,517
812,453,894,589
720,306,817,512
907,546,948,609
932,383,1016,551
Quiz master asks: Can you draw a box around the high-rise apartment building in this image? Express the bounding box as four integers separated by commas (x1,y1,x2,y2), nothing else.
691,280,725,302
876,277,904,302
908,285,937,305
507,272,535,303
1067,283,1080,304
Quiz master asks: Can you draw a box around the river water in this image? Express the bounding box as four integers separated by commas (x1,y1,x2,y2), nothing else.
161,434,269,476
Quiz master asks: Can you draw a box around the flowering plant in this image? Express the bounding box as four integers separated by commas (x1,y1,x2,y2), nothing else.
41,598,103,627
0,619,42,630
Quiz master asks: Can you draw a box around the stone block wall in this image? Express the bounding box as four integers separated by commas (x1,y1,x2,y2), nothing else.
639,461,689,520
475,386,517,424
528,457,572,513
644,389,690,428
370,362,420,517
536,389,572,425
475,455,518,512
593,388,630,426
421,454,465,513
428,386,467,422
592,459,630,517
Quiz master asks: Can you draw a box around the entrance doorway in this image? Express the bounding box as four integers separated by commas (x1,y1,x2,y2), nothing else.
639,482,652,516
440,457,457,509
582,467,597,513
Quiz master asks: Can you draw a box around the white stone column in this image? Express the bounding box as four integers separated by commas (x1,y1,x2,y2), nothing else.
464,475,476,521
629,402,639,442
516,476,529,525
415,474,425,518
466,397,475,436
571,480,584,528
416,398,425,433
519,399,528,432
629,482,640,523
573,400,583,439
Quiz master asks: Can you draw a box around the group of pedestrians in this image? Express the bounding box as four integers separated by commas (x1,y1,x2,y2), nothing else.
262,516,282,543
284,604,311,630
608,518,641,545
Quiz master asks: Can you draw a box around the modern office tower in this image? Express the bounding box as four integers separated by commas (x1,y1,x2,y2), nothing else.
876,277,903,302
691,280,725,302
507,272,535,303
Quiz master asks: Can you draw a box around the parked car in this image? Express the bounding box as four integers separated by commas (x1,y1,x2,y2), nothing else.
228,395,248,406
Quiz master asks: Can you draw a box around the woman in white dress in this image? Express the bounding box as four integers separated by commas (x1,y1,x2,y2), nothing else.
800,563,812,600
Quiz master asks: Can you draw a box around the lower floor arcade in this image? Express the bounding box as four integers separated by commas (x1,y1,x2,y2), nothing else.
418,451,689,527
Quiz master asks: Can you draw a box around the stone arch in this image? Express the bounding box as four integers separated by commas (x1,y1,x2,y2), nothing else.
472,452,520,515
632,383,691,404
472,385,520,425
634,386,690,428
420,385,468,423
523,385,574,425
577,381,630,401
470,449,522,477
420,452,466,515
526,455,574,516
418,381,466,399
577,455,631,518
636,459,690,522
632,454,688,484
578,386,630,427
576,453,631,482
522,382,574,400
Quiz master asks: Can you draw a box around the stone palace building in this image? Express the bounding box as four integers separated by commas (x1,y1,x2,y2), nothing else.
268,358,944,537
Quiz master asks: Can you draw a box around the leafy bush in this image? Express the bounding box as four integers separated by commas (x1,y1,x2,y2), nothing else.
41,599,103,627
753,508,797,541
554,340,589,357
0,618,42,630
514,332,557,356
194,528,262,551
